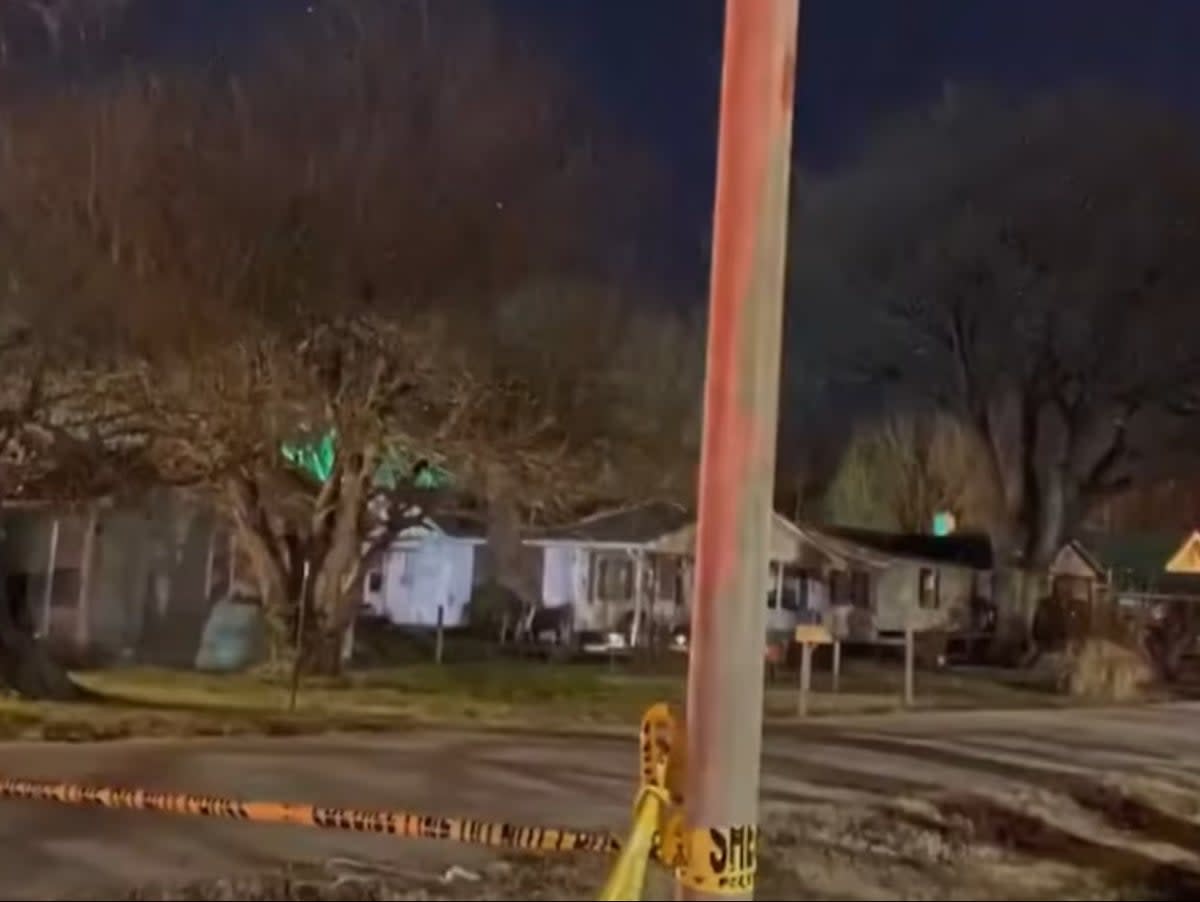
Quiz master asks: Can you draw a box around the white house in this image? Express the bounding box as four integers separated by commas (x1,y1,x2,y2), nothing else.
523,502,694,640
648,512,835,637
363,514,487,628
651,515,997,645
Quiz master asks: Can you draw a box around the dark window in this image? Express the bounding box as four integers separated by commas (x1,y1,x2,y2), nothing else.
851,571,870,608
919,568,939,609
829,571,845,604
366,571,383,593
594,554,634,602
655,557,678,603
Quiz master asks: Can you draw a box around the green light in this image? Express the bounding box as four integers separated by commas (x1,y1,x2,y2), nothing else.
280,430,453,490
932,512,956,537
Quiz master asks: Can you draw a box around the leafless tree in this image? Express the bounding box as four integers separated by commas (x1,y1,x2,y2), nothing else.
0,0,123,64
0,0,688,673
0,318,147,698
793,87,1200,647
824,410,996,534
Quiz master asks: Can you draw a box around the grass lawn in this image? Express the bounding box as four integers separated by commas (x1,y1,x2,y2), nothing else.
0,659,685,742
0,653,1073,743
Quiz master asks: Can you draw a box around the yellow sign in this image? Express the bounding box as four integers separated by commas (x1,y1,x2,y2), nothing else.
676,825,758,895
1166,530,1200,574
794,624,832,645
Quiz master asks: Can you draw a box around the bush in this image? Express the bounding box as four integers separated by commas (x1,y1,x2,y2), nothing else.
1060,638,1153,702
465,582,525,638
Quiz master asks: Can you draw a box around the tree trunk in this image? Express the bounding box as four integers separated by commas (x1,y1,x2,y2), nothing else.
990,567,1046,663
302,581,350,678
0,574,79,701
484,466,537,611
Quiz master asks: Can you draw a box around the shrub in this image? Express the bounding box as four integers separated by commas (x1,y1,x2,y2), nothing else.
1060,637,1153,702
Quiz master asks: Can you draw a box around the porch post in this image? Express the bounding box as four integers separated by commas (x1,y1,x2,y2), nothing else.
40,517,60,638
202,521,217,603
75,505,100,650
631,549,647,647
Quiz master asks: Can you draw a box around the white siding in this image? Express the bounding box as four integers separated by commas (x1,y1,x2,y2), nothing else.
541,546,578,607
873,564,973,634
378,537,476,628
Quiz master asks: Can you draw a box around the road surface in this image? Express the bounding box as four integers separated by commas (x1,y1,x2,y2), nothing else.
3,703,1200,898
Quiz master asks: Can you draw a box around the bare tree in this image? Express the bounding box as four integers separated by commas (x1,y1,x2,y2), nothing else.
793,88,1200,648
446,282,703,612
0,319,148,698
0,0,124,65
824,410,996,534
0,0,683,673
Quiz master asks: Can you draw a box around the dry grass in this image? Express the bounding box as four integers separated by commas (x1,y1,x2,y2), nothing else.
0,655,1075,744
0,661,684,742
1061,639,1154,703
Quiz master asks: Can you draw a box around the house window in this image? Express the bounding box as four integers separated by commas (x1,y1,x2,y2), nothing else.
919,567,939,609
593,553,634,603
829,570,846,605
851,571,870,609
779,570,809,612
655,556,678,603
366,571,383,593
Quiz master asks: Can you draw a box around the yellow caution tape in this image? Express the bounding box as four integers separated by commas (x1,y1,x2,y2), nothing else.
597,782,669,901
0,776,618,854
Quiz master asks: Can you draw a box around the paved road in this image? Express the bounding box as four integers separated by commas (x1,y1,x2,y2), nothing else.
4,704,1200,899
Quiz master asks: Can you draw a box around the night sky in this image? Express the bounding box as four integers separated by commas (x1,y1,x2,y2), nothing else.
107,0,1200,291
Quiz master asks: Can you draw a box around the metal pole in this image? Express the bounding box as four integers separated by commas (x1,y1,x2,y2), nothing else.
832,639,841,694
288,558,310,714
904,623,915,708
797,642,812,717
680,1,800,899
434,604,445,665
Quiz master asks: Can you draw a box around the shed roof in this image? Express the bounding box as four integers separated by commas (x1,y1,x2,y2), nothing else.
429,513,487,540
650,512,822,563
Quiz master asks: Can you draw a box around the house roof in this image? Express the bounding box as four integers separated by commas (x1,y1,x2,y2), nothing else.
817,525,994,570
1077,531,1200,597
650,511,826,563
430,512,487,540
531,501,691,546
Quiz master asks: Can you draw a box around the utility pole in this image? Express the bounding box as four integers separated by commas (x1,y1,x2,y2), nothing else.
679,2,800,900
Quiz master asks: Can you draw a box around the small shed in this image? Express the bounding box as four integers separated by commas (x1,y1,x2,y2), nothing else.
364,514,487,629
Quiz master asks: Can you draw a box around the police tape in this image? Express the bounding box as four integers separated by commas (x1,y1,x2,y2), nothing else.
0,776,619,855
627,704,759,897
